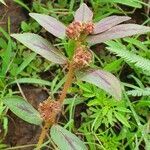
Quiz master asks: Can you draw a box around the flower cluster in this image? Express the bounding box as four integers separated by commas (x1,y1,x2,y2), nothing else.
73,46,92,68
66,21,94,40
38,99,61,122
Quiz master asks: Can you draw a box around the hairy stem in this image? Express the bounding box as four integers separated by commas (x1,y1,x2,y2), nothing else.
37,121,52,150
37,62,75,149
58,62,75,104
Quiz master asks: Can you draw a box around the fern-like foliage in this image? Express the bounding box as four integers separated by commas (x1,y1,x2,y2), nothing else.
127,88,150,96
105,41,150,75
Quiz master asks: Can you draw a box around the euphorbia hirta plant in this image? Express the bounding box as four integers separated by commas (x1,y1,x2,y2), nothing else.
9,3,150,150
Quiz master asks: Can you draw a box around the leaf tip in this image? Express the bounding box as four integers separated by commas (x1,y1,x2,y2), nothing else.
10,33,18,39
29,13,37,18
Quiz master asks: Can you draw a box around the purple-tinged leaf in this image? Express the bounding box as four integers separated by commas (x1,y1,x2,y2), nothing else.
3,96,42,125
76,69,122,100
88,24,150,45
50,125,87,150
29,13,66,39
74,3,93,22
93,15,131,34
11,33,67,64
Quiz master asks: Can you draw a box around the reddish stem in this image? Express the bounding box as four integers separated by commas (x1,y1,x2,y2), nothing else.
58,62,75,104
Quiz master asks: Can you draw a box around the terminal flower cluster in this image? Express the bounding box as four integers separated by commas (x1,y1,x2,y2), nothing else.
66,21,94,40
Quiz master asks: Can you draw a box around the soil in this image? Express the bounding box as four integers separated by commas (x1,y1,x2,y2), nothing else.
0,0,27,34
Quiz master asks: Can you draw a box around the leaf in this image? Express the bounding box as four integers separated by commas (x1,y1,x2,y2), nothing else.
127,88,150,97
29,13,66,39
9,78,51,86
102,0,142,8
65,39,76,59
0,37,7,49
93,15,131,34
107,109,113,125
15,52,37,75
104,59,123,72
106,41,150,73
123,38,148,52
88,24,150,45
0,39,12,76
115,107,131,113
0,27,10,40
13,0,31,12
11,33,67,64
76,69,122,100
50,125,87,150
114,111,130,128
0,143,7,149
136,100,150,107
74,3,93,22
3,96,42,125
0,0,6,5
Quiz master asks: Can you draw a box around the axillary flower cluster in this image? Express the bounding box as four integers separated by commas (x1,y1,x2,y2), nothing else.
38,98,61,123
66,21,94,69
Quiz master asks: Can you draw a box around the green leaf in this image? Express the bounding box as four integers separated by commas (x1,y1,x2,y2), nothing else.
101,0,142,8
3,96,42,125
136,100,150,107
127,88,150,97
3,117,8,135
50,125,87,150
0,39,12,76
107,109,113,125
104,59,123,72
0,27,9,40
106,41,150,73
15,52,37,75
115,107,131,113
123,38,148,52
9,78,51,86
0,37,7,49
76,69,122,100
114,111,130,128
0,143,7,149
11,33,67,64
65,39,76,59
13,0,31,12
